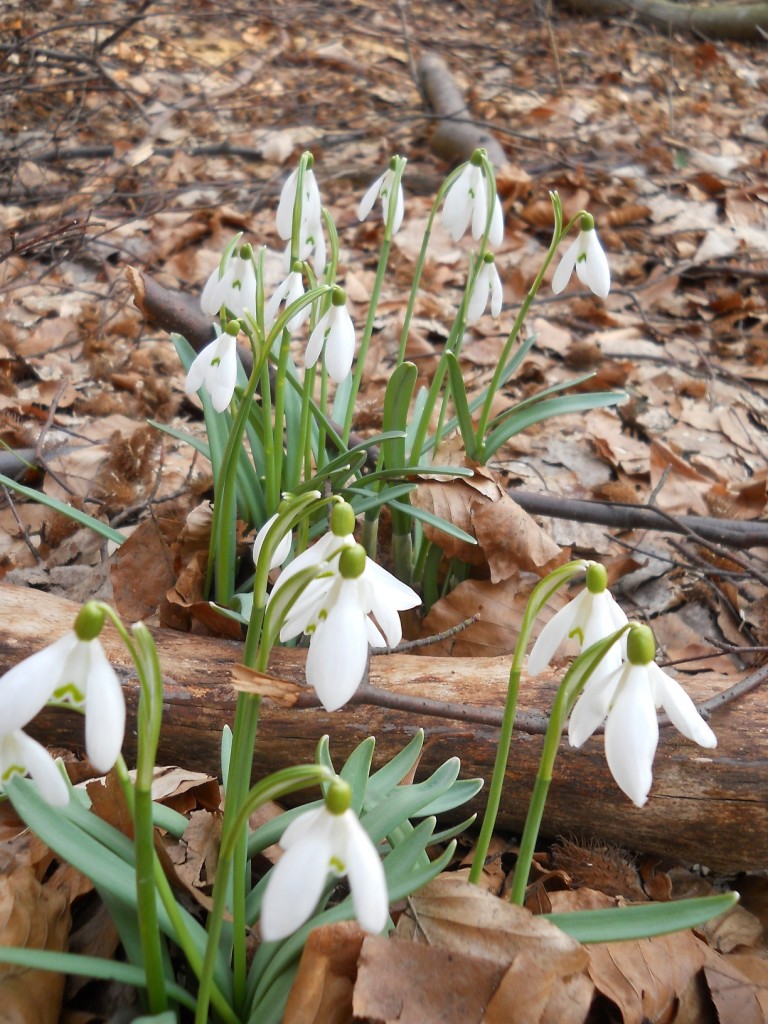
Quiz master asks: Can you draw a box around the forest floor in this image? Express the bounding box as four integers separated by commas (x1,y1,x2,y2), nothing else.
1,0,768,1021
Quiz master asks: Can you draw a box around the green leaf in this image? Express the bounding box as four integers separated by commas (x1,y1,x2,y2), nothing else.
483,390,626,460
382,362,418,469
0,949,196,1012
445,351,477,457
365,730,425,802
388,498,477,546
548,892,739,943
339,737,376,814
415,777,484,817
362,758,461,842
0,473,125,545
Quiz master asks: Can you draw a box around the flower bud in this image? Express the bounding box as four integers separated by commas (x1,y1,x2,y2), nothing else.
585,562,608,594
331,286,346,308
330,501,356,537
324,777,352,816
626,623,656,665
74,602,106,642
580,212,595,232
470,148,486,166
224,319,241,337
339,544,367,580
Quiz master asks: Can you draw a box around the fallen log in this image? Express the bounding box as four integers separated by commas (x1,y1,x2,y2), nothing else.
2,584,765,873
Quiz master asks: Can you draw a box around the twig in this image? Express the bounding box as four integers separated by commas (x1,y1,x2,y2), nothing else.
391,614,480,652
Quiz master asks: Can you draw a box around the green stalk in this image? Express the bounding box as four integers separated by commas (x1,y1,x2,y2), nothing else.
271,327,292,501
474,197,586,457
396,165,466,364
468,561,588,884
342,157,407,442
508,622,631,904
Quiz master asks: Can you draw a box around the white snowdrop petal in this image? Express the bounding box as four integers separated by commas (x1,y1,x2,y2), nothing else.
526,598,583,675
83,644,125,774
306,585,368,710
0,633,75,731
604,664,659,807
358,174,385,222
649,663,717,748
260,831,331,941
343,812,389,933
551,237,579,294
2,732,70,807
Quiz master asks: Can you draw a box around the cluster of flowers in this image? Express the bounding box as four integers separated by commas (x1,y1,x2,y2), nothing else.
527,562,717,807
185,154,611,415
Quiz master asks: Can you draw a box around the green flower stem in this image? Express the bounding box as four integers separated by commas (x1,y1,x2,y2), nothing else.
260,360,277,513
508,621,631,905
271,327,292,501
468,560,588,885
474,198,586,458
131,623,167,1013
342,157,406,443
397,165,465,365
211,347,271,605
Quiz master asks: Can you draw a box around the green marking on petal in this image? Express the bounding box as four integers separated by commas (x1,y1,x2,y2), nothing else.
2,764,25,782
576,252,587,264
568,626,585,645
53,683,86,703
329,855,345,873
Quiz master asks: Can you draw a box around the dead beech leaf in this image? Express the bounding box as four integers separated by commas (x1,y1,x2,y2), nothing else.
419,575,566,657
111,516,179,622
283,921,365,1024
0,867,70,1024
701,945,766,1024
412,464,562,579
397,874,588,974
354,934,505,1024
231,665,303,705
483,952,593,1024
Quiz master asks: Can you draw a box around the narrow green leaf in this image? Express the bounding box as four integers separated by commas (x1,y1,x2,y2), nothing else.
382,362,418,469
0,473,125,545
0,949,196,1012
445,351,477,457
388,498,477,546
548,892,738,943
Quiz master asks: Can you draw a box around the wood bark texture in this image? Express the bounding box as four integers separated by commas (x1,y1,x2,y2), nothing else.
417,52,508,167
561,0,768,41
3,584,764,873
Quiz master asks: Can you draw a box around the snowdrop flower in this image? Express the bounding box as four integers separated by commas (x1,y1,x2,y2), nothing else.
467,253,503,323
276,157,326,274
200,241,258,320
253,513,293,572
270,502,420,711
358,158,405,235
260,778,388,941
184,322,240,413
552,213,610,298
528,562,628,678
569,624,717,807
442,152,503,249
305,288,356,383
265,264,308,336
0,602,125,778
1,730,69,807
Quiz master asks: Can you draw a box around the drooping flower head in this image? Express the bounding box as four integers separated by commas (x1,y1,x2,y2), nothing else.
305,287,356,383
569,623,717,807
265,261,308,337
442,150,504,249
260,777,388,941
0,602,125,787
358,156,405,236
0,731,69,807
267,501,420,711
276,154,325,274
184,320,241,413
528,562,627,677
467,252,503,324
200,238,258,320
552,213,610,298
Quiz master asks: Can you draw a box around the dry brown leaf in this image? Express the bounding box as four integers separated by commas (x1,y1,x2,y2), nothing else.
397,874,588,974
701,943,766,1024
283,921,365,1024
412,461,562,580
0,866,70,1024
111,516,179,622
419,575,566,657
354,934,505,1024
